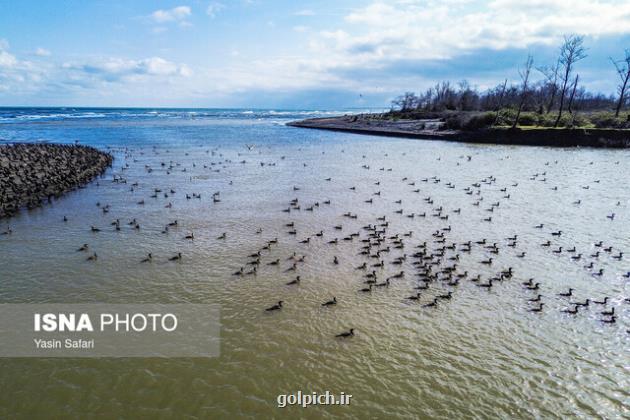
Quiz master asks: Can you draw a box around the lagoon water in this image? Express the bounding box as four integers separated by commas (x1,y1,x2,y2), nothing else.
0,108,628,418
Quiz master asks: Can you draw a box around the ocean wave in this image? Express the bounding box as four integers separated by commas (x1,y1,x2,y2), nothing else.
0,108,380,124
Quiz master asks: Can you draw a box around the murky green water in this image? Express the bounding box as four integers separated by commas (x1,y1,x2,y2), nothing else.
0,112,628,418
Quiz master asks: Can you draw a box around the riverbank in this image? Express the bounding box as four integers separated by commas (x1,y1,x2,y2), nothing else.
288,115,630,148
0,143,113,218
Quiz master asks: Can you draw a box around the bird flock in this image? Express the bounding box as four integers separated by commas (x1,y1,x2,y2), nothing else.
2,141,628,339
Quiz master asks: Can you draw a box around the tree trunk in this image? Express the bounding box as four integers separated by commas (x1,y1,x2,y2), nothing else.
567,74,579,115
615,70,630,118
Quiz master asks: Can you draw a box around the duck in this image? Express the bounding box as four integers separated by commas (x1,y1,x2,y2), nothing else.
601,315,616,323
601,307,614,316
437,291,452,300
265,301,283,311
561,305,578,314
422,298,439,308
359,284,373,293
558,288,574,297
169,252,182,261
77,243,89,252
528,294,543,302
406,292,421,300
86,252,98,261
529,303,544,312
593,297,608,305
141,253,152,263
335,328,354,338
322,297,337,306
286,276,300,285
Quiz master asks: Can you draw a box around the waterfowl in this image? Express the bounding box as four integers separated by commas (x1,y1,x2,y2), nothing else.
322,297,337,306
593,297,608,305
217,232,227,240
265,301,283,311
141,253,152,263
335,328,354,338
86,252,98,261
558,288,574,297
528,294,542,302
561,305,578,314
601,307,614,316
169,252,182,261
422,298,439,308
286,276,300,285
406,292,421,301
359,284,373,293
77,243,89,252
529,303,544,312
601,315,616,323
437,291,452,300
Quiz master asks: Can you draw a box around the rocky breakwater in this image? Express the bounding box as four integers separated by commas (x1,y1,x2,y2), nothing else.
0,143,113,218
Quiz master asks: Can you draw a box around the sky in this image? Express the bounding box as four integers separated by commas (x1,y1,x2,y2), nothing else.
1,0,629,108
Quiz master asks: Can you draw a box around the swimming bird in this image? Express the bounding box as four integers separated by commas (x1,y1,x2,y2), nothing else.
529,303,544,312
335,328,354,338
141,253,152,263
422,298,439,308
286,276,300,285
322,297,337,306
558,288,574,297
77,243,89,252
265,301,283,311
169,252,182,261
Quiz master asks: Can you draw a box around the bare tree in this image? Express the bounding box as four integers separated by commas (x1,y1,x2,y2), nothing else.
512,55,533,128
567,74,579,115
554,35,587,127
493,79,508,125
537,59,560,113
610,49,630,117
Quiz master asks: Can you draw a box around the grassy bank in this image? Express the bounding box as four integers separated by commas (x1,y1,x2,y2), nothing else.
384,109,630,131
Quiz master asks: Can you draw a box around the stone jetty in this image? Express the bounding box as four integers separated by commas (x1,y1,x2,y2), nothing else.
0,143,113,218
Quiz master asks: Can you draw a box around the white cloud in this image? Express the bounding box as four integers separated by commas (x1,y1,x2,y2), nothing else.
334,0,630,63
63,56,192,81
150,6,191,23
206,2,224,18
294,9,315,16
35,47,51,57
0,47,18,68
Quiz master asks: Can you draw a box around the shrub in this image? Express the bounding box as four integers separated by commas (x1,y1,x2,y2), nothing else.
463,112,496,130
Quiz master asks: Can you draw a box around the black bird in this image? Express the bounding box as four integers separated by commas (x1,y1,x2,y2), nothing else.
322,297,337,306
561,305,578,314
335,328,354,338
141,253,152,263
286,276,300,285
558,288,574,297
169,252,182,261
265,301,283,311
529,303,544,312
422,298,439,308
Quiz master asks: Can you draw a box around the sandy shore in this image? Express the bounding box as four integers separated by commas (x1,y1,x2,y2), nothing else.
288,116,630,148
0,143,113,218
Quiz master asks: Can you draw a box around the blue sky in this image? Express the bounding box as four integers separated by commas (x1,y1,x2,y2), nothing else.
1,0,629,108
